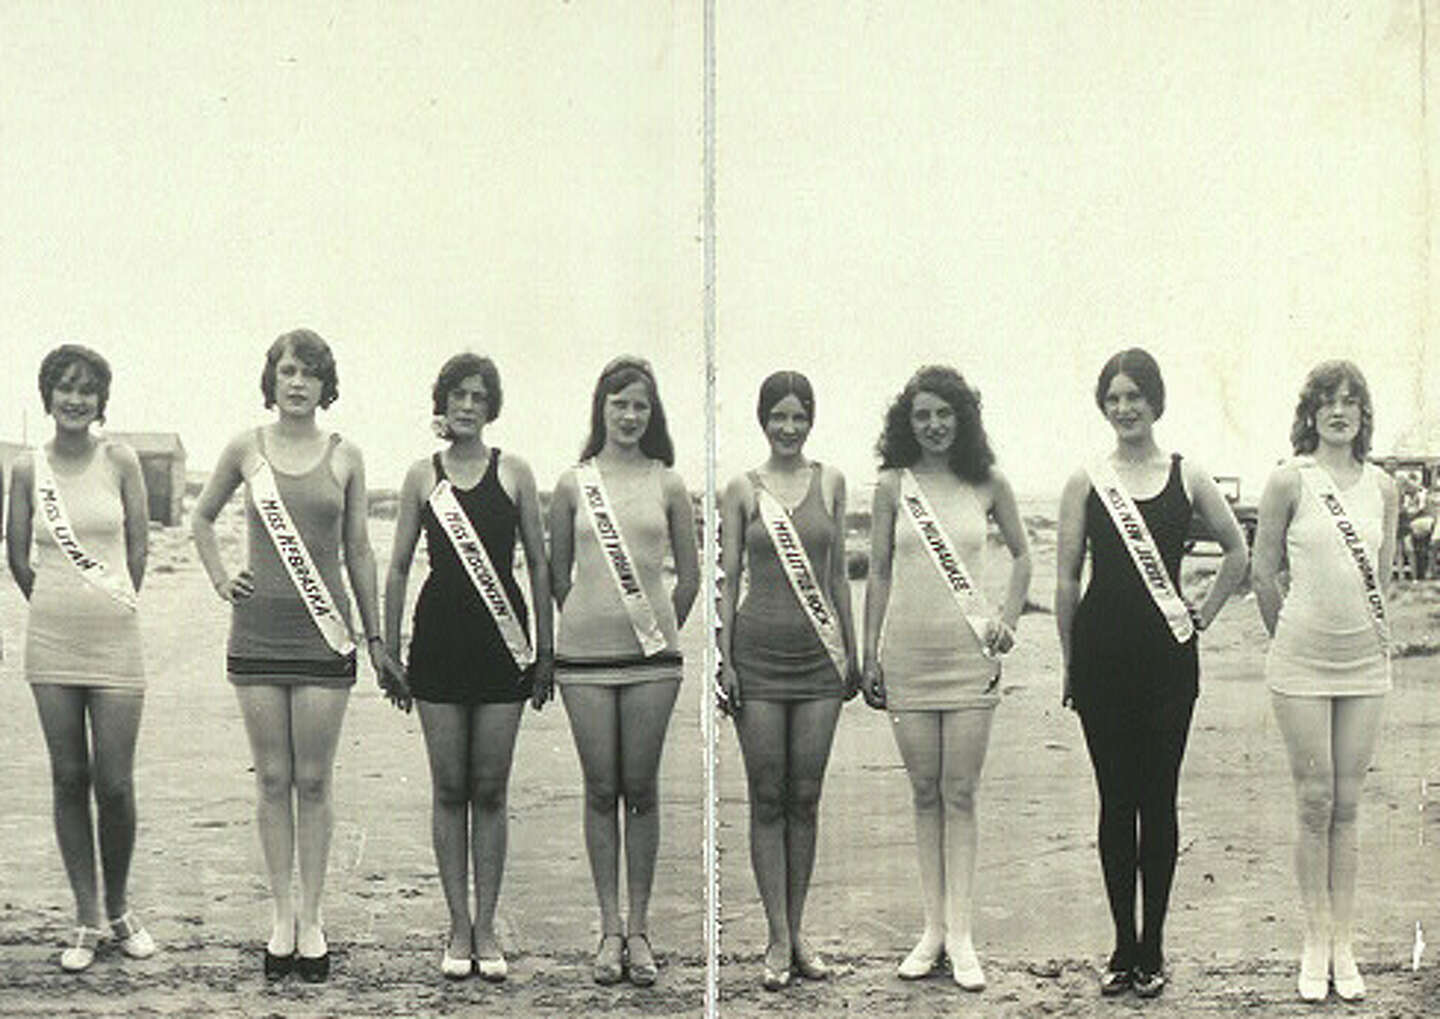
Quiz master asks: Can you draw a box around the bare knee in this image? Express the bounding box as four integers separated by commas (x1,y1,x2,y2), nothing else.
293,767,332,806
92,772,135,814
254,763,292,803
908,774,941,813
785,777,824,824
621,777,659,818
584,778,620,815
470,775,509,814
1330,788,1360,828
940,775,977,817
1294,779,1334,835
51,761,91,803
749,778,786,826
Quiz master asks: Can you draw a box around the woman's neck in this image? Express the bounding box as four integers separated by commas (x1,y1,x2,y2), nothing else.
1112,432,1161,463
914,449,950,473
448,433,489,460
764,450,808,473
1312,439,1359,472
598,441,649,465
273,411,320,438
50,426,95,458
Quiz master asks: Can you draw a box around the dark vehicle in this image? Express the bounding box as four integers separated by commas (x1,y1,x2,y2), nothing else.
1185,475,1257,553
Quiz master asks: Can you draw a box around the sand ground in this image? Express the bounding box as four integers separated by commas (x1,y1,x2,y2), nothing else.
1,519,1438,1017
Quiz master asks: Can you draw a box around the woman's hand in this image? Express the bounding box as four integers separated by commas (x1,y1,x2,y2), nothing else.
375,645,413,713
215,568,254,603
842,658,862,701
1061,666,1075,711
861,659,886,709
984,617,1016,657
717,661,741,716
529,654,556,710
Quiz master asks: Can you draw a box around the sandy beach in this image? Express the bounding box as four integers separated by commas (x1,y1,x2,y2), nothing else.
0,513,1437,1017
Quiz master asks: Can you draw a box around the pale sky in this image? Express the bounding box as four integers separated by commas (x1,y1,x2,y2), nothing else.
4,3,1436,506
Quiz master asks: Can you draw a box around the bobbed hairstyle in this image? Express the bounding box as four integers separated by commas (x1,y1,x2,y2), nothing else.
579,355,675,466
756,370,815,426
876,365,994,483
432,352,503,423
261,328,339,409
39,344,113,423
1290,359,1373,459
1095,347,1165,420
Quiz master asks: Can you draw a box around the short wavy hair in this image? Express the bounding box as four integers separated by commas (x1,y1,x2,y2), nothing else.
756,370,815,426
1095,347,1165,420
261,329,339,409
39,344,113,423
876,365,994,483
1290,359,1373,459
579,355,675,466
432,352,503,424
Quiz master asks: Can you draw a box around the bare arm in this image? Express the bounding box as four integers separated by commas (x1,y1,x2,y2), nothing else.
1054,469,1090,707
717,475,749,712
988,469,1033,636
1251,466,1297,638
510,455,555,709
1378,470,1399,601
1184,461,1249,629
826,467,859,698
663,470,700,629
190,433,251,601
861,473,897,706
548,472,577,608
6,455,35,599
109,443,150,593
382,459,428,659
338,442,382,646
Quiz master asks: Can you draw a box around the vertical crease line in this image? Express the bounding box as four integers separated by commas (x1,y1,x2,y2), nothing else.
701,0,719,1016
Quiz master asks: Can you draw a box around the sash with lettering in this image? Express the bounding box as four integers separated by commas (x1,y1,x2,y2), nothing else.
1087,459,1195,644
575,461,668,656
428,478,535,672
752,482,849,682
248,457,355,656
1296,459,1389,653
898,469,998,656
32,449,138,611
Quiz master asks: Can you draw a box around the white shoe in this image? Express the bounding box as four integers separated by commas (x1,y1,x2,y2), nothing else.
440,948,473,980
1298,941,1329,1002
109,911,156,959
897,938,945,979
477,952,508,983
60,926,103,972
949,940,985,991
1331,944,1365,1001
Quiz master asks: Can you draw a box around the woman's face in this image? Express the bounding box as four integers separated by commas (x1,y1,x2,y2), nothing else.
910,390,957,457
49,362,101,433
274,346,324,416
444,373,490,439
603,379,652,448
764,393,812,457
1102,372,1155,440
1314,381,1362,450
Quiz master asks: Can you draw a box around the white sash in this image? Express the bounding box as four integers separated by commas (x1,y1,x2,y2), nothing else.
32,449,138,611
1087,459,1195,644
248,458,355,656
1297,461,1389,653
428,478,534,671
575,461,668,656
753,484,849,682
898,469,996,655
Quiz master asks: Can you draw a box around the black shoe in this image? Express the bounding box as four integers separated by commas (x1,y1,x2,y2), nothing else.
296,951,330,983
1132,967,1165,998
1099,966,1132,996
264,948,294,980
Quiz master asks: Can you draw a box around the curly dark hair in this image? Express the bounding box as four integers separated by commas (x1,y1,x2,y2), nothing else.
1095,347,1165,420
1290,359,1373,459
876,365,994,483
579,355,675,466
261,328,339,409
39,344,113,423
431,352,503,430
